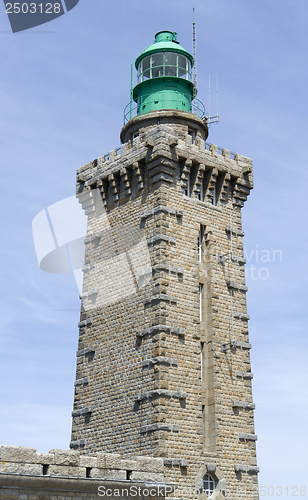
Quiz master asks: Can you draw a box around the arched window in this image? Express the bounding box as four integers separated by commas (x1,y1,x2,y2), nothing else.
202,473,217,498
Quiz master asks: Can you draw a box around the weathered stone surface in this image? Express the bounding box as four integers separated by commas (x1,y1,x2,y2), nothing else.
0,445,37,464
232,400,255,410
71,407,91,417
49,449,80,466
48,465,86,477
97,453,122,469
238,433,258,441
120,459,140,471
90,468,126,480
70,439,85,448
136,457,164,473
134,389,186,401
36,453,55,465
79,455,97,468
131,471,164,482
0,462,41,474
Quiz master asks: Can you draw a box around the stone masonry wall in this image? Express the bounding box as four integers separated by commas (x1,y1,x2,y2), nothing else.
70,111,259,500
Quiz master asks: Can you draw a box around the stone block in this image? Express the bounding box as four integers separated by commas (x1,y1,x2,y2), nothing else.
49,449,80,466
90,468,126,480
164,458,187,467
136,457,164,473
205,462,216,473
0,445,37,464
74,377,89,386
36,453,55,465
131,471,164,482
120,459,139,471
70,439,85,449
238,433,258,441
248,466,260,474
48,465,85,477
72,407,91,417
79,455,97,468
0,462,41,474
97,453,122,469
96,452,107,468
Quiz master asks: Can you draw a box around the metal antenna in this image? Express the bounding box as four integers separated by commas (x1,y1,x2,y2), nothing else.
208,73,211,121
207,72,220,126
192,2,197,98
216,72,219,117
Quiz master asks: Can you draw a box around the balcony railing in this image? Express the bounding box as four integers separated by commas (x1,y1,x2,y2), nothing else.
123,95,206,125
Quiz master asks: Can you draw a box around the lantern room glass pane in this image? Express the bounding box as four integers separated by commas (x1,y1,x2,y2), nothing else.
178,54,187,69
178,54,189,78
152,53,163,77
142,56,150,80
164,52,177,77
138,52,191,83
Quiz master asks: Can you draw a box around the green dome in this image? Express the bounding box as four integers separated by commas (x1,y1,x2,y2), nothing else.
135,31,194,69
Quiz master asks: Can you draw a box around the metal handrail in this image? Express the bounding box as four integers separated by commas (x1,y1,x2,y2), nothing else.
205,142,237,159
123,95,206,125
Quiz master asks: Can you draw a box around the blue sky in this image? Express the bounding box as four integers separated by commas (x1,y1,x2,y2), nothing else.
0,0,307,496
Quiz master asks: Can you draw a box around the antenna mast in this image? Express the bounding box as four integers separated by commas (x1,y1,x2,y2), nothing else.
192,3,197,98
207,72,220,126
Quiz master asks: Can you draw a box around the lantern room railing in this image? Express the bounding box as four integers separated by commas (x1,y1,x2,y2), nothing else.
123,95,206,125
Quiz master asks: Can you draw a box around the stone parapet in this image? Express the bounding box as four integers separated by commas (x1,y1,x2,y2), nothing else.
0,446,164,481
0,474,170,500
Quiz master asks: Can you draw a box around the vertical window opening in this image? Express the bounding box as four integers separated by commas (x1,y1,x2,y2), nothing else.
188,129,196,144
198,226,204,262
126,470,132,480
213,173,225,205
199,178,203,201
42,465,49,476
203,169,212,202
202,404,205,445
199,283,203,322
212,183,216,205
86,468,92,478
185,172,191,197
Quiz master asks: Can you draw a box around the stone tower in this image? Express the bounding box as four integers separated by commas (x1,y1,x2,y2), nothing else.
70,31,259,499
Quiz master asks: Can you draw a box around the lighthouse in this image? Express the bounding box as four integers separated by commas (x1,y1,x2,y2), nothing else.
71,31,259,499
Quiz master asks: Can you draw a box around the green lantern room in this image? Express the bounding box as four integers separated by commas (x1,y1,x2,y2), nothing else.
124,30,206,123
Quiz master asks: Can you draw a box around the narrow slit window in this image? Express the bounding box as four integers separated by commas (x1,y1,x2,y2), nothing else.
199,283,203,322
213,173,225,205
203,169,212,202
42,465,49,476
198,226,204,262
188,129,196,144
199,178,203,201
212,183,216,205
202,404,205,445
185,172,191,197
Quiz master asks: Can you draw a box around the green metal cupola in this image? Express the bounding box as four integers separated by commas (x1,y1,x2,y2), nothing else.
124,31,205,123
